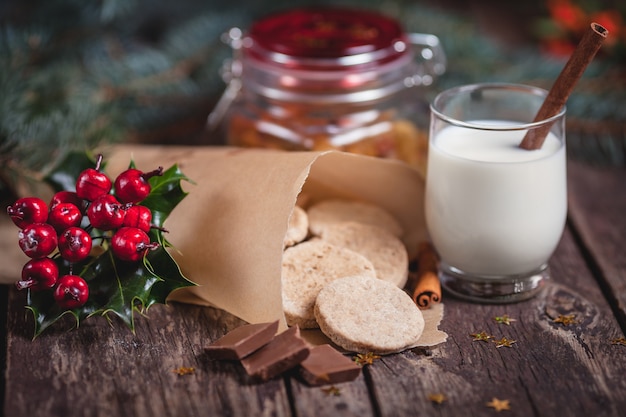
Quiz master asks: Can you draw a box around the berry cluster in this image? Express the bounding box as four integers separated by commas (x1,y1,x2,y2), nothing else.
6,154,164,310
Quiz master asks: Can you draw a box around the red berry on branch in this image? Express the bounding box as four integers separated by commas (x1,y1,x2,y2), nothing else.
114,166,163,204
87,194,125,230
53,275,89,309
58,227,93,262
50,191,85,213
18,223,58,258
122,205,152,232
76,154,112,201
17,258,59,291
6,197,48,229
48,203,83,233
111,227,159,262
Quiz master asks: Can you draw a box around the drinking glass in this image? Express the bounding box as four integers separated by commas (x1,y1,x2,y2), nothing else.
425,83,567,302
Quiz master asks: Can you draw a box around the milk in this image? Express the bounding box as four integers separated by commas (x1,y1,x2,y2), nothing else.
425,122,567,277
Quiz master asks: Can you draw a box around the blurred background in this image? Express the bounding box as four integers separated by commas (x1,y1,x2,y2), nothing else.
0,0,624,199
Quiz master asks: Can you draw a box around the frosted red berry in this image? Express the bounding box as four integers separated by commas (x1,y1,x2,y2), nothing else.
18,223,57,258
87,194,125,230
122,205,152,232
53,275,89,309
17,258,59,291
48,203,83,233
58,227,93,262
75,154,111,201
7,197,48,229
111,227,159,262
114,166,163,204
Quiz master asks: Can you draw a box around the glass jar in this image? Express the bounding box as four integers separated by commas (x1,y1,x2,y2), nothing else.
209,7,446,174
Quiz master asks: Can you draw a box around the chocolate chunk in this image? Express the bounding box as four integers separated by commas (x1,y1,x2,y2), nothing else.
205,321,279,360
241,326,310,381
299,344,361,386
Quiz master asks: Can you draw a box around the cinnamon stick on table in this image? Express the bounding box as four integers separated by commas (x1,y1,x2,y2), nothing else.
411,241,441,310
519,22,608,150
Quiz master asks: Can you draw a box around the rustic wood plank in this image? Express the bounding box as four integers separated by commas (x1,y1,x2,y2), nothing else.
4,161,626,417
4,294,294,417
288,369,375,417
567,161,626,328
355,162,626,416
364,226,626,417
0,285,6,413
3,289,382,417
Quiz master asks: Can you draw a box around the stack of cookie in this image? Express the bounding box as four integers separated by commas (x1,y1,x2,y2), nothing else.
281,199,425,355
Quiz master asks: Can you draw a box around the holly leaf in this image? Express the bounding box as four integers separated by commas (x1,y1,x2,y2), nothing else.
27,254,160,335
26,280,80,336
27,152,196,338
140,163,193,230
142,231,191,309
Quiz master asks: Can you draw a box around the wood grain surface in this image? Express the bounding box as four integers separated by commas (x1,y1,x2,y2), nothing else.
3,161,626,417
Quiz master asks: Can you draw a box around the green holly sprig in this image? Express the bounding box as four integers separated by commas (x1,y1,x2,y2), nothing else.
22,152,195,337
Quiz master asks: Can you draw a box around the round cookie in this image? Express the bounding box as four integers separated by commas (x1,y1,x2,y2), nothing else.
283,205,309,248
307,199,403,238
314,275,425,354
281,240,377,329
319,222,409,288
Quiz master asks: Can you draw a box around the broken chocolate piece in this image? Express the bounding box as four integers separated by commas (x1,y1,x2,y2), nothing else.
241,326,310,381
205,321,279,360
299,344,361,386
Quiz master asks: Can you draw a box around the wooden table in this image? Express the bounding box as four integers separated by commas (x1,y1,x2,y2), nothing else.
2,160,626,417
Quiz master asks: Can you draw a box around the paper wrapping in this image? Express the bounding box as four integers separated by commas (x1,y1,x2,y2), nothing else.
3,144,447,347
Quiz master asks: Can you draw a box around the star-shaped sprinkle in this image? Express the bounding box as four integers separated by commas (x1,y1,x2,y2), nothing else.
553,314,578,326
494,337,516,348
611,337,626,346
494,314,516,325
486,397,511,412
470,331,494,342
428,393,447,404
353,352,381,366
321,386,341,396
172,366,195,376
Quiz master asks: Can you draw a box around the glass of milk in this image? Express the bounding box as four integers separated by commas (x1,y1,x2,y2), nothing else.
425,83,566,302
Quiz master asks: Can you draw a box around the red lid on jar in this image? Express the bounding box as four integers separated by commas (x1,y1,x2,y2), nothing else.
247,8,408,67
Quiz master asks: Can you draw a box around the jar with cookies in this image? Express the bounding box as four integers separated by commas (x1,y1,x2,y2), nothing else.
208,7,446,177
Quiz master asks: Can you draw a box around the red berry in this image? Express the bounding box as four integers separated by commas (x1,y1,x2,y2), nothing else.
122,205,152,232
114,166,163,204
53,275,89,309
48,203,83,233
111,227,159,262
17,258,59,291
50,191,85,212
75,154,111,201
18,223,57,258
87,194,125,230
58,227,93,262
7,197,48,229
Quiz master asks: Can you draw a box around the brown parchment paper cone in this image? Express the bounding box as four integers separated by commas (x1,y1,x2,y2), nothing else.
105,145,446,347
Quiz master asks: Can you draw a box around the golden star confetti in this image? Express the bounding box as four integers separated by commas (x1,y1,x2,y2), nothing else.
353,352,381,366
611,337,626,346
321,386,341,396
470,331,494,342
494,314,516,325
553,314,578,326
486,397,511,412
428,393,447,404
494,337,516,348
172,366,195,376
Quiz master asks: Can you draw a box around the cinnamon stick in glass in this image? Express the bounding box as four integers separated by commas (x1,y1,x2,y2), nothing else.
519,23,608,150
411,241,441,309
